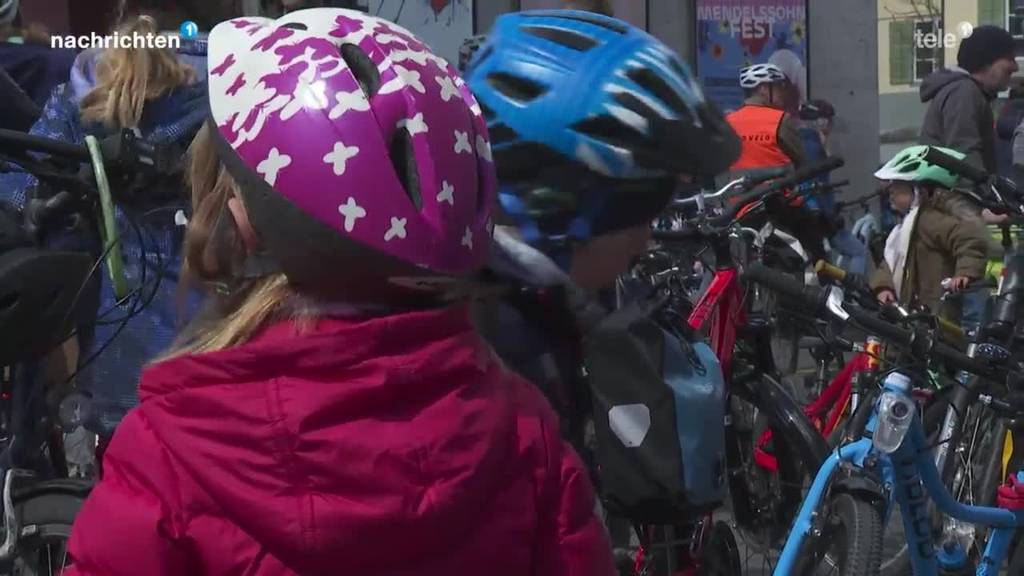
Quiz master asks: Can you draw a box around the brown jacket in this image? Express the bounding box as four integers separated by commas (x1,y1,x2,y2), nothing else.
870,190,989,320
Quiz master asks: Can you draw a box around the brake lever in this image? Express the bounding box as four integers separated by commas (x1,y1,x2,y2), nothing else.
824,285,851,322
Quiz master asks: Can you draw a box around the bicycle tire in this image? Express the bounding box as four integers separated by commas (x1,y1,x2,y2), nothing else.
797,493,883,576
6,479,90,576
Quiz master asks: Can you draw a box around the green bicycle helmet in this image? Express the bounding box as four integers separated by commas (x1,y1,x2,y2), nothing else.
874,145,962,189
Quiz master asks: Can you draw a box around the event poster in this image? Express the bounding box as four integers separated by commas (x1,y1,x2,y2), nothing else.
368,0,473,68
696,0,808,114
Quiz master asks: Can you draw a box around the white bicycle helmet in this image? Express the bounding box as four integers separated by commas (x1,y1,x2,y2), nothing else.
739,63,788,89
0,0,17,25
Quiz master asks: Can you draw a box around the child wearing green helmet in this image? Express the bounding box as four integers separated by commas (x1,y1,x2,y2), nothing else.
870,145,989,323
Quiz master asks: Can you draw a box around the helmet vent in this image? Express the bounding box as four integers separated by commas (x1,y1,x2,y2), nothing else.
487,123,519,145
571,115,650,151
281,22,308,30
626,68,687,116
899,161,921,173
389,128,423,211
668,57,688,81
521,25,598,51
613,91,660,121
486,72,546,103
339,44,381,99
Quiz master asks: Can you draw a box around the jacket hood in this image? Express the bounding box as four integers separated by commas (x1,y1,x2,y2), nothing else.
135,305,523,572
920,67,981,101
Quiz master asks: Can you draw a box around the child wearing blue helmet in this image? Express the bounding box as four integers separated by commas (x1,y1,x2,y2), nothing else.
466,10,740,569
466,8,739,441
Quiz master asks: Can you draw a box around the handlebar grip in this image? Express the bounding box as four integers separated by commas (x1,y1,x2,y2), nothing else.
935,316,966,345
742,263,824,305
921,147,989,184
815,260,847,282
743,166,790,188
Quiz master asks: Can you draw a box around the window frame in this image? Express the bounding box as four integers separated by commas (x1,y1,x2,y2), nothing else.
912,18,943,83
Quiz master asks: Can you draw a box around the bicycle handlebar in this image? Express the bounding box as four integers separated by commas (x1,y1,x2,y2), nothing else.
742,166,790,188
671,167,790,210
0,129,91,162
743,263,998,380
711,157,845,227
814,260,966,345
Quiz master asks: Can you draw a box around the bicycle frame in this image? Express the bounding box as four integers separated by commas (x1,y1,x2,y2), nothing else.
754,348,872,472
774,375,1024,576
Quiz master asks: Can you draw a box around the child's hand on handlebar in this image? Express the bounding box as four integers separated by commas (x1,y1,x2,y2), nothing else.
983,209,1009,225
944,276,972,293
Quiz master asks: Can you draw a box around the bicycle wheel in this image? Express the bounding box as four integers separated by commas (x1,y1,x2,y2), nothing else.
729,374,809,550
7,479,89,576
797,493,883,576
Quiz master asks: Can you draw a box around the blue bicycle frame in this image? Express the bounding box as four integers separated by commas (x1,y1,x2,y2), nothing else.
773,375,1024,575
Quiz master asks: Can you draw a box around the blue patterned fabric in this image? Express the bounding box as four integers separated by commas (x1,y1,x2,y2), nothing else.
0,46,207,436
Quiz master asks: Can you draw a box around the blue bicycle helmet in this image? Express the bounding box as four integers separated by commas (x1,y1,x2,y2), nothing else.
465,10,739,247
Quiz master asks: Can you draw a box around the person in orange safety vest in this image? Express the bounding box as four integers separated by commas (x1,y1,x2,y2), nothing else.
727,63,806,173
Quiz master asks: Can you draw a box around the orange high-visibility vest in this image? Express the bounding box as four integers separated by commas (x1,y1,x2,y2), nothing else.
726,104,791,171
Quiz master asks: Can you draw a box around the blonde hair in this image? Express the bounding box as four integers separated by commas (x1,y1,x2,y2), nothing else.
162,124,304,360
79,16,194,129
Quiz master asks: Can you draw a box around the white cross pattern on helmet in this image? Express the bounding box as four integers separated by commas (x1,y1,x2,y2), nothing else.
739,63,788,89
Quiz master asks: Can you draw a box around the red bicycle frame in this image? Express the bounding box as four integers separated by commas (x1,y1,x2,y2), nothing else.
753,350,868,472
688,267,743,380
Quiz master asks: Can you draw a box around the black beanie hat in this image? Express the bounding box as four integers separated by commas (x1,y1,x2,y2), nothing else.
958,25,1016,73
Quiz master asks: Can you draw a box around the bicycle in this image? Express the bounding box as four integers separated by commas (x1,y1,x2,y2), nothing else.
746,258,1024,575
0,126,181,574
622,159,843,574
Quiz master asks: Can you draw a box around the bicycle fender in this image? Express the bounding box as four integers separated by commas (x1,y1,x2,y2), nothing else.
830,466,887,511
734,374,830,471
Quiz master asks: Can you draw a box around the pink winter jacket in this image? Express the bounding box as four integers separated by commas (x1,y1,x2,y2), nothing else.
63,305,615,575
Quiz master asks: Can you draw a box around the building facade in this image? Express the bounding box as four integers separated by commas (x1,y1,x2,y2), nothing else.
878,0,1023,161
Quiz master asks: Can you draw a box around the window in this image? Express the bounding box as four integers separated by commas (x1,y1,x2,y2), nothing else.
889,19,914,85
913,20,942,81
1011,0,1024,34
889,18,943,86
980,0,1007,26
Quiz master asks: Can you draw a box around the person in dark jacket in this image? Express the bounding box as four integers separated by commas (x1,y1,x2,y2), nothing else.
919,25,1018,174
918,25,1017,330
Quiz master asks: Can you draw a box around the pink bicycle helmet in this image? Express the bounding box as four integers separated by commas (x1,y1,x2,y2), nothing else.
206,8,495,301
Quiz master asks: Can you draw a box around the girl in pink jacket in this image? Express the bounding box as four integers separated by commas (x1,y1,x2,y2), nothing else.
63,8,615,575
